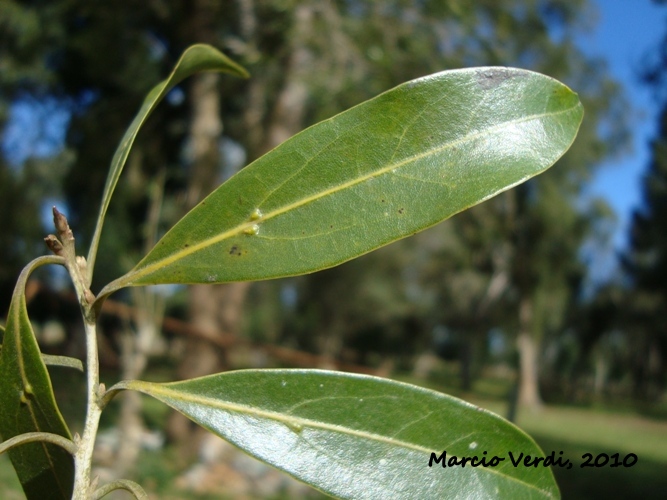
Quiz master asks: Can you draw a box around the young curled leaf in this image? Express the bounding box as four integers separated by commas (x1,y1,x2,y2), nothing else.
87,44,249,282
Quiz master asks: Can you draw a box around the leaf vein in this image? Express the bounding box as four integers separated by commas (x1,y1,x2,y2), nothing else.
113,102,579,289
135,382,555,497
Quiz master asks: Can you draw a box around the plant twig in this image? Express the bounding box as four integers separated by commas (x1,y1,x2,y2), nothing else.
91,479,149,500
72,319,103,500
46,207,104,499
0,432,77,456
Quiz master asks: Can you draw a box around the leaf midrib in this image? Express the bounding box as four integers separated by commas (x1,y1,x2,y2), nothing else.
133,381,555,498
108,102,579,291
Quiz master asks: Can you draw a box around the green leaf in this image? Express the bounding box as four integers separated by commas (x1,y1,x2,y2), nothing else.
101,67,583,293
0,346,83,373
40,354,84,373
117,370,559,499
0,258,74,499
86,44,249,281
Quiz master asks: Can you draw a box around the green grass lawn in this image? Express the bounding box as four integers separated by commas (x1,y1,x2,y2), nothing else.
516,405,667,500
403,365,667,498
451,394,667,500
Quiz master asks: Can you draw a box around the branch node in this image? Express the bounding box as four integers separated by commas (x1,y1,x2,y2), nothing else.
44,235,64,256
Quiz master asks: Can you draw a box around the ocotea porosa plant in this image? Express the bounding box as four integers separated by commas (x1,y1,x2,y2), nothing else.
0,44,582,499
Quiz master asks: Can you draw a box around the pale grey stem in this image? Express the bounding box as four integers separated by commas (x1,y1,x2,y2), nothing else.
72,320,103,500
46,209,103,498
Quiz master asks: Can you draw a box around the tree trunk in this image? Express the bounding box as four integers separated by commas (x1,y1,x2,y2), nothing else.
517,297,543,410
168,2,316,446
113,293,166,477
112,161,167,478
167,69,257,449
593,346,609,398
263,3,313,152
459,337,473,391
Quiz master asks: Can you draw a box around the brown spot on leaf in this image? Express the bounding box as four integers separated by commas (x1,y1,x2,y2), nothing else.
476,68,516,90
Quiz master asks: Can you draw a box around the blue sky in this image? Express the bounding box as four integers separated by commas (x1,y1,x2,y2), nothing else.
584,0,665,251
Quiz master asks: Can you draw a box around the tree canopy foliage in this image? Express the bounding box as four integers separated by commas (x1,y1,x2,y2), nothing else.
621,6,667,398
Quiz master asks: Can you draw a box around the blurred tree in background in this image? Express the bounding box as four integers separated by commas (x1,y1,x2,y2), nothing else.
622,109,667,400
622,2,667,401
0,0,632,478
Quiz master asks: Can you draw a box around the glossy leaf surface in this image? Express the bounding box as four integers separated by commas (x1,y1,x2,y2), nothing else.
87,44,248,279
103,67,582,292
0,260,74,499
120,370,558,499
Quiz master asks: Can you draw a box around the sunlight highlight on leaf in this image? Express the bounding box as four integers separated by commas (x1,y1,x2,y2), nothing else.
114,370,559,499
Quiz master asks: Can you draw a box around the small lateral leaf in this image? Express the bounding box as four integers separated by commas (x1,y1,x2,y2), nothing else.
41,354,84,373
0,347,83,373
0,259,74,499
86,44,249,281
102,67,583,293
118,370,559,499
